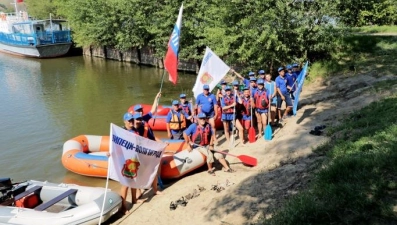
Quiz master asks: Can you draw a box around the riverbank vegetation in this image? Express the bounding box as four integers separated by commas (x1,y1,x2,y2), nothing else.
261,94,397,224
21,0,397,73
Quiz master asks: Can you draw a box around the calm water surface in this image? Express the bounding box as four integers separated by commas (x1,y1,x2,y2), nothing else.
0,53,196,190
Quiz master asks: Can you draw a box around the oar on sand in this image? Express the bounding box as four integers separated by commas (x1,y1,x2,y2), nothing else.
193,144,257,167
212,149,257,167
248,104,256,143
264,94,272,140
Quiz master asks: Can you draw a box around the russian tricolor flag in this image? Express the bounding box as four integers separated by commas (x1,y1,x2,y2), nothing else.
164,4,183,85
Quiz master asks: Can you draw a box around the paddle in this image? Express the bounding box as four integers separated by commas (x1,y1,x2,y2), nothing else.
212,148,257,167
230,90,236,148
152,70,166,126
192,144,257,166
248,103,256,143
264,93,272,140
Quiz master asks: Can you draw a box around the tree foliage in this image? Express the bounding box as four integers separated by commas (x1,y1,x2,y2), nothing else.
338,0,397,26
26,0,345,68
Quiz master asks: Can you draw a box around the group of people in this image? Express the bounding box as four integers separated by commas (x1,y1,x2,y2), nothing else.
223,64,301,142
117,63,302,213
161,63,302,147
120,90,235,213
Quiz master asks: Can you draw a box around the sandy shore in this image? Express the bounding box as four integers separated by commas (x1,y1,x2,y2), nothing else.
105,73,394,225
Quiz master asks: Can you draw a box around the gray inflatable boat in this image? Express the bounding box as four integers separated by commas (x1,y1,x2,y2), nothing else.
0,179,122,225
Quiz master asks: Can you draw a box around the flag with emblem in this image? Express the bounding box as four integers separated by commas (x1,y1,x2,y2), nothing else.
192,46,230,98
164,4,183,85
292,61,309,116
109,124,167,188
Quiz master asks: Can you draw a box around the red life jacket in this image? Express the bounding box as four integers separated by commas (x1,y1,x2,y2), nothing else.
222,95,235,114
254,89,269,110
180,103,191,115
192,123,211,146
242,97,251,116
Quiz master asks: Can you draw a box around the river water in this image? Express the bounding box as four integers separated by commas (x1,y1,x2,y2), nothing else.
0,53,197,189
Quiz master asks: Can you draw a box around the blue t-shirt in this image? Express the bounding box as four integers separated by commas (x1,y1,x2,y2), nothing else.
142,112,153,122
275,75,288,95
243,78,250,88
181,102,192,115
250,87,257,97
196,93,217,113
286,73,295,88
166,109,190,133
184,123,213,139
265,81,277,104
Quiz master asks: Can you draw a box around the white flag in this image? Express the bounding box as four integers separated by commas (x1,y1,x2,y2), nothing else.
192,47,230,98
109,123,167,188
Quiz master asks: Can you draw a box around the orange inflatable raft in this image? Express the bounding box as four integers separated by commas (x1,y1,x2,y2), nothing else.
62,135,205,179
147,110,223,131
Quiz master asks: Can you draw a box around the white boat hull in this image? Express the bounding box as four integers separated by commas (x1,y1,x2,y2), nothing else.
0,180,122,225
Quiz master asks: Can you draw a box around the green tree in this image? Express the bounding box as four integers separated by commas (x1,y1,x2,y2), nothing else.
338,0,397,26
24,0,57,19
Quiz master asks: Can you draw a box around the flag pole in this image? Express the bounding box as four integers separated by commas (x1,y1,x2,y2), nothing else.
152,69,166,126
98,124,113,225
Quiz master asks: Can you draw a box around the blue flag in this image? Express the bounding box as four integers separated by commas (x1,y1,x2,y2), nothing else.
293,61,309,116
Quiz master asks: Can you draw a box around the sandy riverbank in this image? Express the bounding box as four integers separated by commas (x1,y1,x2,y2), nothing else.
104,73,395,225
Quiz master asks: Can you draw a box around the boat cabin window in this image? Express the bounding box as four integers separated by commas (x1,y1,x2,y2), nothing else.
34,25,44,33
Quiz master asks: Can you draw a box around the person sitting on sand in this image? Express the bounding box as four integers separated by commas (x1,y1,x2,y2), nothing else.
183,112,235,175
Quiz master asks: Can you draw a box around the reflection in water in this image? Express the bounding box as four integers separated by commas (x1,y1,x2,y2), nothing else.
0,53,196,189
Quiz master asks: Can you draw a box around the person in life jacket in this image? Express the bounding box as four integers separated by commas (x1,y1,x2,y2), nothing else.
179,93,194,126
254,79,269,137
275,67,293,123
120,112,163,214
231,69,255,89
265,74,277,126
195,84,219,143
216,80,227,103
131,92,162,125
221,86,244,145
239,87,254,141
183,112,235,175
232,80,242,96
166,100,192,139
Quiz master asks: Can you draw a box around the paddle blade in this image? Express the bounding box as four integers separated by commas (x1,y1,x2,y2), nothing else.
237,155,257,167
248,127,256,143
264,124,272,140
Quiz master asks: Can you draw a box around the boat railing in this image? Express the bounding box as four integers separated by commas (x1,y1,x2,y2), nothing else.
0,32,37,46
0,30,71,46
36,30,71,44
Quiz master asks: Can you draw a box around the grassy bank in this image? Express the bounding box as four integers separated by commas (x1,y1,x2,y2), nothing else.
308,34,397,81
351,25,397,34
261,95,397,224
